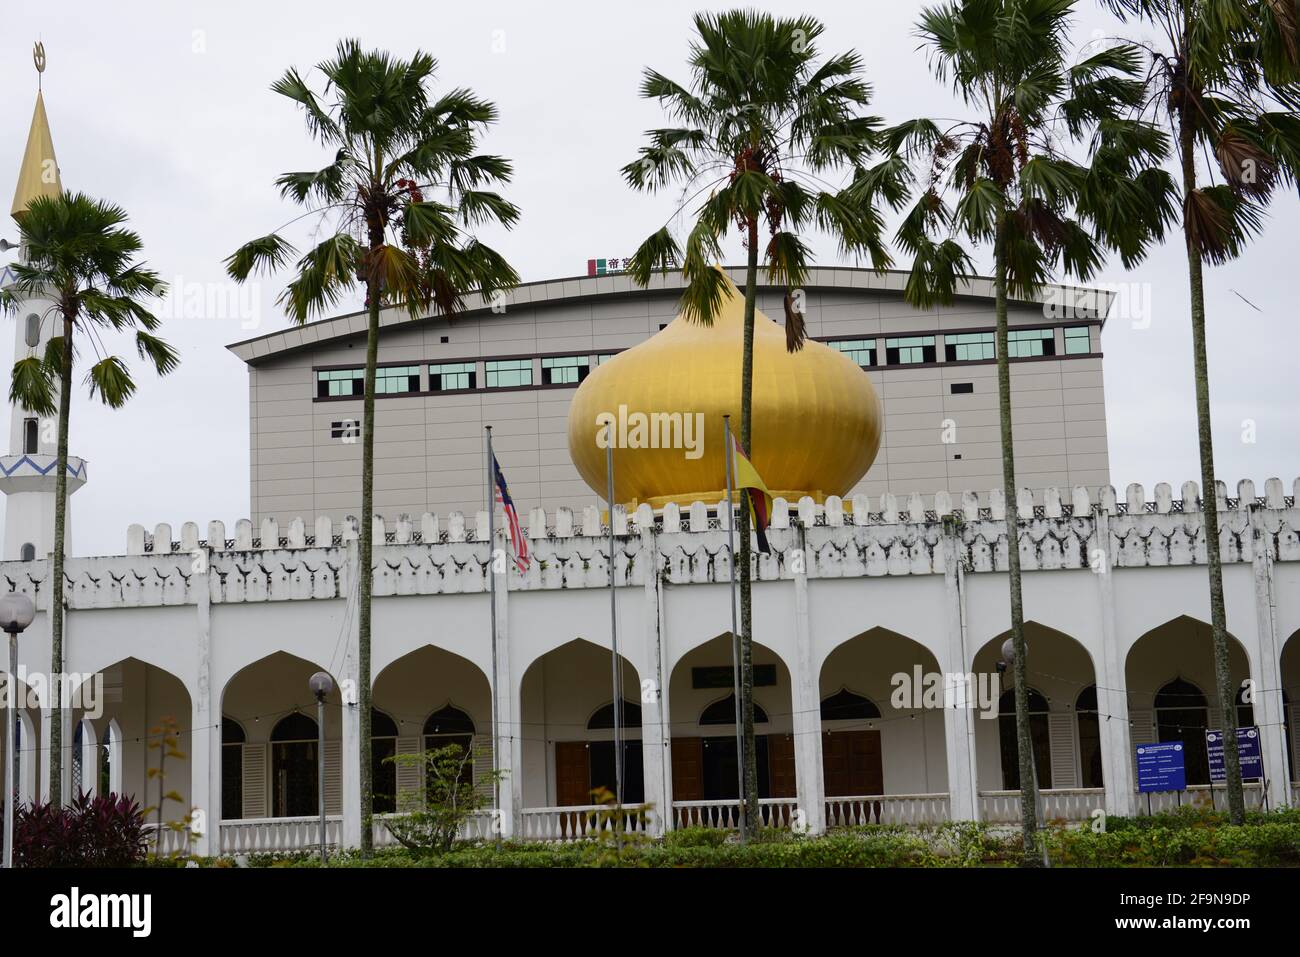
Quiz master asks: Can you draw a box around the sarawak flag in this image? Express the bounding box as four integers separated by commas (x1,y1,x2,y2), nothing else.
492,453,530,573
730,433,773,554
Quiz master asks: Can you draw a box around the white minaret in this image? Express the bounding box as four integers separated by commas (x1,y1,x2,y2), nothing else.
0,46,85,561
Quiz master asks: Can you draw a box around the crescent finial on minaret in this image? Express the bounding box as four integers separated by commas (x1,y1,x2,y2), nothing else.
33,42,46,88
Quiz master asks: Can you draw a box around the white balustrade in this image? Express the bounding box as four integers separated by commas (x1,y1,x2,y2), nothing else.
143,822,194,856
518,805,650,843
1136,783,1265,815
671,798,800,830
824,793,951,827
218,815,343,854
978,788,1105,823
371,810,497,847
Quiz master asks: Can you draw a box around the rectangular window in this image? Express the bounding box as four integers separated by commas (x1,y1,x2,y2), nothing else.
316,368,365,398
692,665,778,689
375,365,421,395
485,358,533,389
541,355,591,385
23,417,39,454
944,332,995,362
330,420,361,440
884,335,936,365
596,353,618,365
1006,328,1056,358
1064,325,1092,355
950,382,974,395
829,338,877,368
428,361,476,392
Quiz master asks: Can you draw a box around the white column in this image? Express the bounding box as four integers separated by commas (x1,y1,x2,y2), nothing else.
39,705,70,804
191,551,218,855
790,524,825,835
941,517,978,820
493,562,520,838
1248,504,1291,808
1093,504,1136,816
339,534,362,847
638,527,670,836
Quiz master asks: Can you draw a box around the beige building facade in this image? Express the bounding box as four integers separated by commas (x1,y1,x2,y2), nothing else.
229,266,1113,528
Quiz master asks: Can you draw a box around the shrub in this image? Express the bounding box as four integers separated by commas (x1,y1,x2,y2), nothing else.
381,742,503,854
13,792,148,867
664,826,729,849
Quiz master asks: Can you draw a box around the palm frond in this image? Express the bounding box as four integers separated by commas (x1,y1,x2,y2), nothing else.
9,355,56,417
135,330,181,377
84,355,136,409
626,228,683,288
225,234,298,281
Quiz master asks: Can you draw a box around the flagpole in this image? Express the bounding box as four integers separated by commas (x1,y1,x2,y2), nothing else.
605,422,625,838
484,426,502,847
723,415,747,841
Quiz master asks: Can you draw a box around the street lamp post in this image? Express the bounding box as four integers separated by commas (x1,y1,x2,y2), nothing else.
0,592,36,869
308,671,334,866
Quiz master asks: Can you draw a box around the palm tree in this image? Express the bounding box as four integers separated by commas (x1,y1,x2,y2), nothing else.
225,40,520,854
2,191,175,805
869,0,1176,859
1101,0,1300,826
624,10,890,832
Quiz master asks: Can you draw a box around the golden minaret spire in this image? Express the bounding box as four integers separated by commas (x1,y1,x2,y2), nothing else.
11,41,62,221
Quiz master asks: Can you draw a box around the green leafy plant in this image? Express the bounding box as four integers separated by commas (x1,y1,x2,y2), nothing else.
381,741,503,854
144,714,202,863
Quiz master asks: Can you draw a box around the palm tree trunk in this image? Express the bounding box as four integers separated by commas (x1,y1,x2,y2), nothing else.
50,313,73,806
993,214,1039,863
357,284,379,855
738,218,760,832
1179,107,1243,824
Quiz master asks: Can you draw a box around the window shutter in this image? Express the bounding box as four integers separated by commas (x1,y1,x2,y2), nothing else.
324,740,342,815
1289,706,1300,783
1129,709,1154,778
395,736,422,811
1048,712,1078,788
241,743,267,818
472,734,494,803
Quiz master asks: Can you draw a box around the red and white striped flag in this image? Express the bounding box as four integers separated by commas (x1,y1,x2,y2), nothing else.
492,453,530,574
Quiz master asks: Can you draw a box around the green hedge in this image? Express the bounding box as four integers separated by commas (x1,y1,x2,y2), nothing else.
142,809,1300,868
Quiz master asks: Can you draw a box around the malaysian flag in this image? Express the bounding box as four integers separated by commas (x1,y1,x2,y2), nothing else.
492,453,530,574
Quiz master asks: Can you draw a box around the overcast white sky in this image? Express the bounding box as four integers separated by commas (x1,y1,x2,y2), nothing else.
2,0,1297,556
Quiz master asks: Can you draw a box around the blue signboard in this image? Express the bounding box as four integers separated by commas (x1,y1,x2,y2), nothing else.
1135,741,1186,793
1206,727,1263,783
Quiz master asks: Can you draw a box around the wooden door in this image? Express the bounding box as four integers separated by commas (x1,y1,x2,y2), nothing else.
822,730,883,797
768,733,797,798
554,741,590,806
671,737,703,801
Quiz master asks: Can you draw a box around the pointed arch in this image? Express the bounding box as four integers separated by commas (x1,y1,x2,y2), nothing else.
587,699,643,730
700,693,769,726
820,687,881,722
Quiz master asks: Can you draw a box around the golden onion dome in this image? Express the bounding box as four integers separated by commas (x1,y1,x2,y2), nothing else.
567,270,882,508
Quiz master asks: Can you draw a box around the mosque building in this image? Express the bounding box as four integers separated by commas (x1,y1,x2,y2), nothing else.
2,61,1299,856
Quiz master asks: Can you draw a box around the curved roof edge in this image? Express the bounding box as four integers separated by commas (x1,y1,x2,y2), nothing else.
227,265,1116,366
